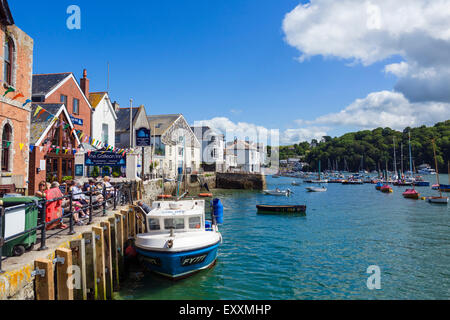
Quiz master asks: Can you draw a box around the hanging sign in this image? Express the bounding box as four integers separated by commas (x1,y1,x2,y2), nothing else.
135,127,151,147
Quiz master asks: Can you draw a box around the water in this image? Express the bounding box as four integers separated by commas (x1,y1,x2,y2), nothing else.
117,175,450,300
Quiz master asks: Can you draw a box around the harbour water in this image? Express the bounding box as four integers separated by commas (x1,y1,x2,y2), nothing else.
117,175,450,300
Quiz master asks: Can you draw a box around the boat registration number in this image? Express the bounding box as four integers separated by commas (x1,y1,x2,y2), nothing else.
181,254,208,267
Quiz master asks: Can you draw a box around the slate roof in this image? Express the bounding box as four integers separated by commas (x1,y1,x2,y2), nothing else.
32,73,72,99
116,108,140,132
147,114,181,136
30,103,65,144
190,126,224,142
0,0,14,26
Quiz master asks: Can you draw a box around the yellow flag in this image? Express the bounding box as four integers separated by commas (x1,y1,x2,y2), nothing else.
33,106,42,117
19,143,24,150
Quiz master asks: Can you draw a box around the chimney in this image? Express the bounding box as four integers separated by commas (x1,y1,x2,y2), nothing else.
112,101,120,113
80,69,89,98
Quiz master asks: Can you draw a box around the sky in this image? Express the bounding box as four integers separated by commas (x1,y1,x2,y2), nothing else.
11,0,450,145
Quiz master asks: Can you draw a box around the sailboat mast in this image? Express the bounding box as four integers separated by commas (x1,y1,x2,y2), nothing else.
409,132,413,178
318,160,321,181
401,142,404,177
432,139,442,198
393,137,397,177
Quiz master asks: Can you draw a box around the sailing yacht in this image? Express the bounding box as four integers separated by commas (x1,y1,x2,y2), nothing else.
428,140,448,204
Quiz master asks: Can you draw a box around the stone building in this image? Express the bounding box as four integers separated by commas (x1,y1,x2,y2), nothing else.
0,0,34,189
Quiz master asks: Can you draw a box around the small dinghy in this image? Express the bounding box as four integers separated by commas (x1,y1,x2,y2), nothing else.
380,185,393,193
256,205,306,214
263,189,292,196
427,196,449,204
306,186,327,192
403,189,420,199
291,181,301,186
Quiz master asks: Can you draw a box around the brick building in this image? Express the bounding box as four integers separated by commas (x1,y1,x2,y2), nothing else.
0,0,34,190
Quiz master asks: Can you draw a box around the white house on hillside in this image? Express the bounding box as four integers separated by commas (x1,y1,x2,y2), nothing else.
148,114,201,179
225,139,261,173
89,92,117,147
191,126,225,172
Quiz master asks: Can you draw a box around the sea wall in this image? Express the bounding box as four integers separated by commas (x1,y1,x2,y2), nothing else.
216,173,266,190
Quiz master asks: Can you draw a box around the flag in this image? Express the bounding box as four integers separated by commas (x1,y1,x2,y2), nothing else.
37,109,46,118
12,93,24,100
19,143,24,150
22,99,31,107
30,145,34,152
33,106,43,117
3,86,15,97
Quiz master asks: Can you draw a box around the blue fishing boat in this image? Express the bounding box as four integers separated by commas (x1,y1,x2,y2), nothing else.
375,181,383,190
135,199,223,280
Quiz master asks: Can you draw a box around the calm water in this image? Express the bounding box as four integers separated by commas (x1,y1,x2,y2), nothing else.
117,175,450,300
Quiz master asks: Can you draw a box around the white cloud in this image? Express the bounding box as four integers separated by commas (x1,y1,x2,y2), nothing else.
192,117,327,145
298,90,450,130
282,0,450,103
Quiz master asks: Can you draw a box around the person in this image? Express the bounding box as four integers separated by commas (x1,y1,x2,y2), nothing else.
72,180,90,217
35,181,48,198
137,201,151,214
45,182,67,230
103,176,114,199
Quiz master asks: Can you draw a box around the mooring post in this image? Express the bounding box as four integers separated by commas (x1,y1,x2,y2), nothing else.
108,216,120,292
55,248,74,300
92,226,106,300
115,213,125,277
70,239,87,300
129,207,136,239
121,210,129,243
34,259,54,300
101,221,113,299
82,231,98,300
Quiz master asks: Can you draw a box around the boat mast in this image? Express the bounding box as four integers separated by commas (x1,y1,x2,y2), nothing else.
432,139,442,198
393,137,397,178
318,160,321,181
400,142,404,177
408,132,413,178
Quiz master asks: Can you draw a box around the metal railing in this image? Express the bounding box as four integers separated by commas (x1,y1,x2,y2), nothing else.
0,183,133,273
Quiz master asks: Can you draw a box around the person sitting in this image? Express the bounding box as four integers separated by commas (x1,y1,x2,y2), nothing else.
103,176,115,199
35,181,48,199
72,180,90,218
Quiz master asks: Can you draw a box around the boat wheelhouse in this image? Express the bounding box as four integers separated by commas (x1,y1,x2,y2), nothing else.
135,200,222,280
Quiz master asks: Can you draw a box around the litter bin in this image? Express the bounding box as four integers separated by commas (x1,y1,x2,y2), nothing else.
0,197,40,257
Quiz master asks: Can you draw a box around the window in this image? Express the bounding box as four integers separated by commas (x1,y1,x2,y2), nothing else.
1,124,12,171
149,218,160,231
3,38,13,85
164,218,185,230
115,134,120,144
191,147,195,158
60,95,68,107
178,147,183,156
189,216,201,229
102,124,109,144
73,98,80,115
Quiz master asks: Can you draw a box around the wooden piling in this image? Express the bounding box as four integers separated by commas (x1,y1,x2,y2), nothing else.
115,213,125,277
82,231,98,300
108,216,120,292
34,259,54,300
129,208,136,239
92,226,106,300
121,210,129,244
70,239,87,300
101,221,113,299
55,248,74,301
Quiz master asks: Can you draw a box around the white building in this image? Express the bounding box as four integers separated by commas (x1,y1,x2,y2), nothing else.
148,114,201,179
225,140,261,173
89,92,117,148
225,150,238,172
191,126,225,172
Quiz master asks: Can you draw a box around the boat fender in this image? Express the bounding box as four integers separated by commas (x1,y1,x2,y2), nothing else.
167,239,174,249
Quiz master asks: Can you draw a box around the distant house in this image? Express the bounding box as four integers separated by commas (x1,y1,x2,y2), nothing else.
191,126,225,172
148,114,201,178
225,150,238,172
225,140,261,173
89,92,117,148
115,105,150,149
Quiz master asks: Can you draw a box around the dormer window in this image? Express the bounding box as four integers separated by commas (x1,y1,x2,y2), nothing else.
4,37,14,86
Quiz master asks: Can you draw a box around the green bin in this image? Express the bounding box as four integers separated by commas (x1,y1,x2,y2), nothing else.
1,197,40,257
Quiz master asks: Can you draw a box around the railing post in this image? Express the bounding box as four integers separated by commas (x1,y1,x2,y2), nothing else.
39,200,48,251
113,186,117,211
0,206,4,273
69,191,75,235
102,185,107,216
89,189,93,225
129,185,133,204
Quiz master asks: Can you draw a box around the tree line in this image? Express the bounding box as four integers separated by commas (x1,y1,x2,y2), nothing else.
274,120,450,173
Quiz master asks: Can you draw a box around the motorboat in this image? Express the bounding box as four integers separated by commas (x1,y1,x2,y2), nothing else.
403,189,420,199
256,205,306,214
306,186,327,192
428,197,449,204
263,189,292,196
135,199,222,279
291,181,301,186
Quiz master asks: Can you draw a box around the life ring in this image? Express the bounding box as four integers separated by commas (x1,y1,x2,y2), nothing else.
198,193,213,198
158,195,172,199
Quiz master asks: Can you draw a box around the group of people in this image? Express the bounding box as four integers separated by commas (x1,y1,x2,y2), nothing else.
35,177,116,230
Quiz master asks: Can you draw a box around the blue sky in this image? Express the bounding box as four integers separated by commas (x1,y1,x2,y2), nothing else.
12,0,446,144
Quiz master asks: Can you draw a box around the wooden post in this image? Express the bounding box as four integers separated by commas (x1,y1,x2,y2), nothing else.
55,248,74,301
129,208,136,239
101,221,113,300
82,231,97,300
121,210,129,244
108,217,120,292
70,239,87,300
115,213,125,277
34,259,54,300
92,226,106,300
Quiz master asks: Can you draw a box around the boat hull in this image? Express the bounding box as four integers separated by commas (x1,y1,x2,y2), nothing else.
137,241,220,280
428,197,449,204
257,205,306,214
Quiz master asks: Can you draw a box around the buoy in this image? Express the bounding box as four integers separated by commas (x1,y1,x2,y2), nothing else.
421,197,426,201
198,193,213,198
212,198,224,224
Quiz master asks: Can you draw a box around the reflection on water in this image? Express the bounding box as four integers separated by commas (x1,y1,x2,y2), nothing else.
117,175,450,300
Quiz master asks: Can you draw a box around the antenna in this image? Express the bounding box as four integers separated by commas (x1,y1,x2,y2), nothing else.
107,62,110,92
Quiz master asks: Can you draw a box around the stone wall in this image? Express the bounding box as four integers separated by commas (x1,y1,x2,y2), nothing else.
216,173,266,190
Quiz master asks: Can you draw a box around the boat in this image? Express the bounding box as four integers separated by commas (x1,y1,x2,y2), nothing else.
306,186,327,192
427,140,448,205
198,193,213,198
158,194,173,199
380,185,393,193
135,199,222,279
375,182,383,190
291,181,301,186
256,205,306,214
414,180,430,187
418,168,436,175
403,189,420,199
263,189,292,196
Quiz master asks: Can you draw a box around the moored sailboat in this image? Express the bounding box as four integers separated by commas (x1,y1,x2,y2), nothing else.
427,140,448,204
